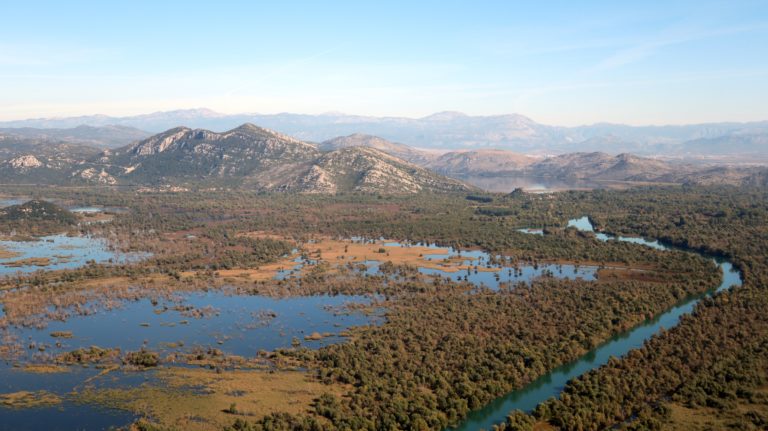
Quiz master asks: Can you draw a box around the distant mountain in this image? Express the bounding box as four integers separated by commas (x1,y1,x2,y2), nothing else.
426,149,536,176
3,108,767,158
526,152,685,182
0,119,762,191
678,129,768,156
0,109,222,132
319,134,434,165
423,150,767,188
0,125,150,148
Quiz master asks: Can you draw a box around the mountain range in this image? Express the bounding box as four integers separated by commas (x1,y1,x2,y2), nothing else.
0,116,765,193
0,125,150,148
0,124,470,193
2,108,767,160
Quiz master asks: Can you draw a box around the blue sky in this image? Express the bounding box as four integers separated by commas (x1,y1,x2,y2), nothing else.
1,0,767,125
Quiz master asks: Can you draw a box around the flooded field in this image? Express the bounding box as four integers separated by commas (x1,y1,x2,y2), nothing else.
4,291,379,362
0,234,145,276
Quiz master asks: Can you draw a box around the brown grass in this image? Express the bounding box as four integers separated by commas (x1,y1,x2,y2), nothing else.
0,390,62,408
22,364,71,374
0,246,20,259
532,422,557,431
2,257,51,267
308,238,489,273
77,367,345,431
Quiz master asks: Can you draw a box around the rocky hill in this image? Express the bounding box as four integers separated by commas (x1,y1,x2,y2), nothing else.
0,136,102,184
62,124,474,193
278,147,470,193
426,149,536,176
527,152,685,182
98,123,320,185
0,135,101,160
319,133,434,165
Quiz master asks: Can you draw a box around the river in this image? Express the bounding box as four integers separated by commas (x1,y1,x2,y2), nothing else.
451,217,742,430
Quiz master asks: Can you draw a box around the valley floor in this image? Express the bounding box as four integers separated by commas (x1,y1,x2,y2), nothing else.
0,186,765,431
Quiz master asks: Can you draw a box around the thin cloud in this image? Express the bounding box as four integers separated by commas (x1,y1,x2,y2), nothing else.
589,22,768,73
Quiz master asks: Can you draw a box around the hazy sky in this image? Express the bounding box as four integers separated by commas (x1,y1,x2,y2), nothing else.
1,1,767,125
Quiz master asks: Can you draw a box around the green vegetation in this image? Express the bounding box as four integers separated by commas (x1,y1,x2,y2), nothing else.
123,349,160,368
0,185,765,430
492,187,768,430
58,346,120,364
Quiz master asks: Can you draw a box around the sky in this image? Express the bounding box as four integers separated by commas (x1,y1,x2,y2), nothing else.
1,0,767,126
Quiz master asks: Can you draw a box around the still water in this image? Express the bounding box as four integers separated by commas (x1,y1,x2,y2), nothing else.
0,234,146,276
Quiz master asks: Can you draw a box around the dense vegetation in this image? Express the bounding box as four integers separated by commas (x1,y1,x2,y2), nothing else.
492,187,768,430
0,185,765,430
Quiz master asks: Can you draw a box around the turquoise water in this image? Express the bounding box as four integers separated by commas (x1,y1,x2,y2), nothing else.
451,218,742,431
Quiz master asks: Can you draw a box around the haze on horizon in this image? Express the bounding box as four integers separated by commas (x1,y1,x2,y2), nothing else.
1,0,767,126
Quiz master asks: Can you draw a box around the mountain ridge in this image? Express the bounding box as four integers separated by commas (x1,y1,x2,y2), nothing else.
51,124,473,194
2,109,766,159
0,122,764,190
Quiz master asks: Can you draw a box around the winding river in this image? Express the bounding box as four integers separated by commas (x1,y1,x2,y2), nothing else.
451,217,743,431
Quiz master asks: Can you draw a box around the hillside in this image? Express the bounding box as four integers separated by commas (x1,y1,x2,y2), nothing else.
0,135,101,160
319,133,434,165
0,136,102,184
527,152,685,181
664,165,768,186
65,124,474,193
277,147,471,193
426,149,536,176
98,123,320,184
0,200,78,234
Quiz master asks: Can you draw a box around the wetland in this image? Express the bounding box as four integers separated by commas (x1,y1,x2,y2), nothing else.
0,187,765,430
